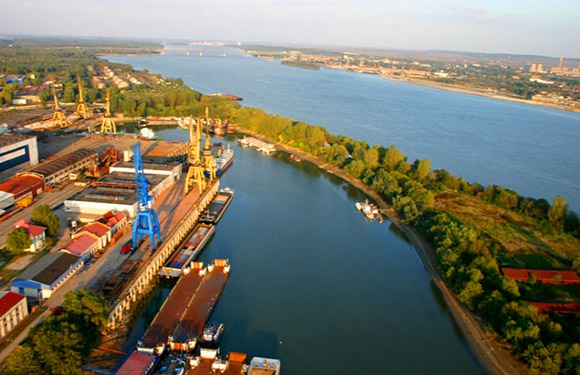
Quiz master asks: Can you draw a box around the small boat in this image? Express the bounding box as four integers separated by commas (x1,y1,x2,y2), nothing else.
139,127,157,140
202,321,224,344
357,199,380,221
289,154,302,162
237,137,249,147
248,357,281,375
355,202,363,211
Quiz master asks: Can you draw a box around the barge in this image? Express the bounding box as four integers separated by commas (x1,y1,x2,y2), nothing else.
237,137,276,155
200,188,234,224
170,259,230,351
159,224,216,278
215,146,234,176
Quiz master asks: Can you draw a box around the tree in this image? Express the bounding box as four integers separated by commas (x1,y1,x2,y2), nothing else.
548,195,568,227
1,345,45,375
31,204,61,237
413,159,431,180
5,228,32,253
382,145,405,169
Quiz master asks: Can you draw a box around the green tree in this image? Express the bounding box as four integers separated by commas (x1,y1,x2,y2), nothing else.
1,345,45,375
548,195,568,227
382,145,405,169
413,159,431,180
5,228,32,253
31,204,61,237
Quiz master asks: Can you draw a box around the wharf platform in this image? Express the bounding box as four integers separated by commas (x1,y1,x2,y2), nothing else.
186,351,246,375
172,260,230,347
140,263,205,353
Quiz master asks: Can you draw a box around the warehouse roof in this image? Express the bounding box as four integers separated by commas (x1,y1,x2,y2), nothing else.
79,222,110,237
26,148,97,178
63,233,98,256
0,134,35,148
16,253,80,286
67,186,137,206
0,175,44,195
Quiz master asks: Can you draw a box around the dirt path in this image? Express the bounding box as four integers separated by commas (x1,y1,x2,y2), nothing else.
236,128,530,375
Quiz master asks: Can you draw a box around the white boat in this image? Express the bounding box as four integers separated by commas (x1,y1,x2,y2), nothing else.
248,357,281,375
139,127,157,140
358,199,380,221
355,202,363,211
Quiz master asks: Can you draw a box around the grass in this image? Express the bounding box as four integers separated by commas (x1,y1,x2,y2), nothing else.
436,192,580,270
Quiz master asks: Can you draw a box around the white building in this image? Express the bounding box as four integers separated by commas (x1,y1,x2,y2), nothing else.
0,291,28,338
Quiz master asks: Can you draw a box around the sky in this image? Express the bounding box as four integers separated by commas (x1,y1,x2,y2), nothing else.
1,0,579,57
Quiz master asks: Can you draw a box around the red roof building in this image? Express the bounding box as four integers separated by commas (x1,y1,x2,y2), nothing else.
529,302,580,314
61,232,98,260
13,219,46,252
0,291,28,338
0,175,45,200
501,268,580,285
97,210,128,234
78,222,111,249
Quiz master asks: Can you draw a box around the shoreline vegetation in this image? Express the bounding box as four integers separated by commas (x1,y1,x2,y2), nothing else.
1,40,579,374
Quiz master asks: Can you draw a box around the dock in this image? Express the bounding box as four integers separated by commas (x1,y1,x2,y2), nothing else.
171,260,230,348
140,263,205,354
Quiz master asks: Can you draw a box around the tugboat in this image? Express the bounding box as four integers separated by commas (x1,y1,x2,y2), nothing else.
202,321,224,344
248,357,281,375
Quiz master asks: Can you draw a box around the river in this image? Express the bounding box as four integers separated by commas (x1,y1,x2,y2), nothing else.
108,46,580,212
123,133,486,374
106,47,579,374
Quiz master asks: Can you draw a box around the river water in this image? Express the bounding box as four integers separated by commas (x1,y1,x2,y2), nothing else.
107,47,579,374
124,134,486,374
107,46,580,212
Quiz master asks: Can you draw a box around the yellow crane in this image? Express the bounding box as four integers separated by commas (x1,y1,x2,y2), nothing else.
76,78,90,119
202,107,217,181
184,115,206,194
101,90,117,134
51,86,66,128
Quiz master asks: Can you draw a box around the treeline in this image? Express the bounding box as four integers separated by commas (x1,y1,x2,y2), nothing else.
228,106,580,374
2,290,109,375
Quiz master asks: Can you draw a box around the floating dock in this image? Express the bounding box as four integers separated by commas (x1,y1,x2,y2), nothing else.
200,189,234,224
237,137,276,154
159,224,215,278
139,263,205,355
170,260,230,350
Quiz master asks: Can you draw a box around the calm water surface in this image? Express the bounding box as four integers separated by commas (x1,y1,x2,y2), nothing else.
107,47,580,211
123,130,486,375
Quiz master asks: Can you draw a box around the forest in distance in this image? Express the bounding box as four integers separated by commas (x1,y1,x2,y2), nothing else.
1,40,580,374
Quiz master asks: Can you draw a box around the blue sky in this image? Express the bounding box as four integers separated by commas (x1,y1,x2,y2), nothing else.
1,0,578,57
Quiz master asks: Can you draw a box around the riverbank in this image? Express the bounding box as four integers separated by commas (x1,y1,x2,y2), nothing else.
234,127,530,375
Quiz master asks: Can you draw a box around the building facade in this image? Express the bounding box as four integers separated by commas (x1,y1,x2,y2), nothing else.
0,292,28,339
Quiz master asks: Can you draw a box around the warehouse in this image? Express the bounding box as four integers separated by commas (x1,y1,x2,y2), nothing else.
64,163,178,219
21,148,98,187
0,134,39,173
11,253,83,300
0,175,45,209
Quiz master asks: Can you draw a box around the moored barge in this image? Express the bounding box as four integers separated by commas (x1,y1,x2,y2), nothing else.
159,224,216,278
200,188,234,224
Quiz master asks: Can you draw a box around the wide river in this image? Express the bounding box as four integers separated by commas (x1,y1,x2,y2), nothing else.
107,47,579,374
108,46,580,212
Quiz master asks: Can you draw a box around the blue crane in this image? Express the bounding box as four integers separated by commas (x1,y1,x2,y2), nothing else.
131,142,162,250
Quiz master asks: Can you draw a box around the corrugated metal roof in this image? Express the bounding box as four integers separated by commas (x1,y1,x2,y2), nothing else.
115,352,157,375
0,175,44,195
15,253,80,286
26,148,97,178
0,292,25,317
80,222,110,237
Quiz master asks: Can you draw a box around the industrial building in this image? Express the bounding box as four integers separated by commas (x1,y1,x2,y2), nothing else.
21,148,98,187
64,162,180,219
0,134,39,173
61,232,100,262
11,253,83,300
0,174,45,210
0,291,28,339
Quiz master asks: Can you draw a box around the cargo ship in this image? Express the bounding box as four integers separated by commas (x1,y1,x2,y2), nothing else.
216,146,234,176
200,188,234,224
159,224,216,278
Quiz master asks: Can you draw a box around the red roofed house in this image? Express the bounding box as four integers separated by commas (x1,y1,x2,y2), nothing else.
501,268,580,285
61,232,98,262
77,222,111,249
529,302,580,314
97,210,128,235
13,219,46,252
0,291,28,338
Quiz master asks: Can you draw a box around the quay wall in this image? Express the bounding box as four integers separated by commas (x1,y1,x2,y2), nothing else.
107,179,219,330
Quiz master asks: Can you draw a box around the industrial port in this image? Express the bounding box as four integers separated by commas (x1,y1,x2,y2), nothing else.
0,98,281,374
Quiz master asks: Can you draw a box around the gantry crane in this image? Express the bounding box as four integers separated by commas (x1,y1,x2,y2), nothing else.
132,142,162,250
76,78,90,119
101,90,117,134
202,107,217,181
51,86,66,128
184,115,206,194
